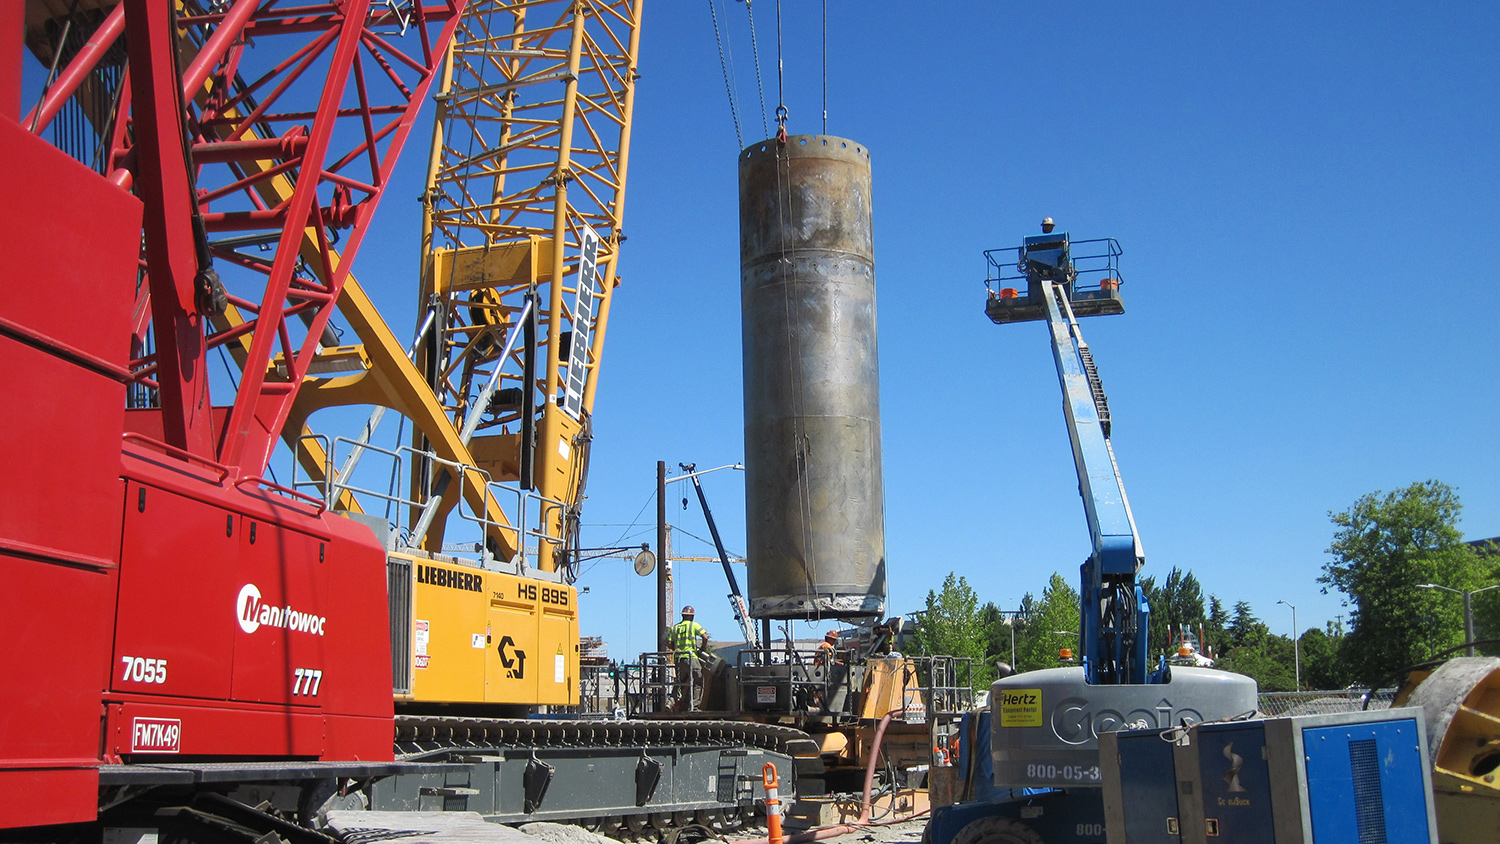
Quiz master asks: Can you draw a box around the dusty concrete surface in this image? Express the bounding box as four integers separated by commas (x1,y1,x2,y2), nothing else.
327,811,537,843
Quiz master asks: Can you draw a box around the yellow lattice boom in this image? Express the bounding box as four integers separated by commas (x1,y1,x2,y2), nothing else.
416,0,642,573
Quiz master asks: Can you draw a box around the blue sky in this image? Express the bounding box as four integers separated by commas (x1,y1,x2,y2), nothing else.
26,3,1495,664
551,2,1500,658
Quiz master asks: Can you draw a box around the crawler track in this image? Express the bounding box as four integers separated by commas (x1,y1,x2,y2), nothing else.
394,716,822,758
370,716,821,839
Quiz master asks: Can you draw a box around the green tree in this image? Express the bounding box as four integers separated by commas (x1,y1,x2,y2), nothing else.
1014,592,1039,639
1225,601,1260,650
1204,595,1229,659
1139,574,1165,657
1215,609,1296,691
1470,540,1500,655
1298,626,1351,690
1319,481,1486,685
1015,573,1080,672
978,602,1016,672
1150,567,1205,656
912,573,989,687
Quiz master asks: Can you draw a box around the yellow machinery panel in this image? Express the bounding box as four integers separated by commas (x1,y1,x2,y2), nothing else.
398,553,577,706
858,657,926,721
485,577,539,704
537,593,579,705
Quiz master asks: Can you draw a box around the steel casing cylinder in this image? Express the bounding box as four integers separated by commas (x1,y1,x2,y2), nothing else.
739,135,885,619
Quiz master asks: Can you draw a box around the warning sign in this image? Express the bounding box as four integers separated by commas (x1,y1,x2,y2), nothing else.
998,688,1043,727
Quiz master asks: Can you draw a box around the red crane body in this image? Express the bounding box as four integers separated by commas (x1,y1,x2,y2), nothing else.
0,1,464,828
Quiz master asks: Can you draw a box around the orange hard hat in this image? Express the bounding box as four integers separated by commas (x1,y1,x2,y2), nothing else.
825,630,838,640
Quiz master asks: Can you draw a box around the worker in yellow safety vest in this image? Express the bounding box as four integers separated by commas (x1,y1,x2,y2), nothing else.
668,606,710,709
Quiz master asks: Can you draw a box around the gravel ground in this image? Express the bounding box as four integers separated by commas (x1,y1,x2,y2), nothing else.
722,816,929,844
519,822,623,844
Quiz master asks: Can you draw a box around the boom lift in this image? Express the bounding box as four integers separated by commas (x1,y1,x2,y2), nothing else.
923,224,1255,844
992,230,1153,687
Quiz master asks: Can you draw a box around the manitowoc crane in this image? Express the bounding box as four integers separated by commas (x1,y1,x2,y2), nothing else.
0,1,809,838
922,225,1256,844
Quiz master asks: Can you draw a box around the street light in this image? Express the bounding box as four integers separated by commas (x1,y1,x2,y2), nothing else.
658,463,750,650
1277,600,1300,691
1417,583,1500,657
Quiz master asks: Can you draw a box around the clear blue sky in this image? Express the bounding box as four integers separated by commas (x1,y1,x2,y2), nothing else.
353,1,1497,659
28,4,1495,663
553,1,1499,658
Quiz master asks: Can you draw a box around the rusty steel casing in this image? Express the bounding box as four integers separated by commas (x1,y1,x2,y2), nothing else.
739,135,886,619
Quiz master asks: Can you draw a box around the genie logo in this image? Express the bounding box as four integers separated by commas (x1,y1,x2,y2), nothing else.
236,583,326,636
1050,696,1204,745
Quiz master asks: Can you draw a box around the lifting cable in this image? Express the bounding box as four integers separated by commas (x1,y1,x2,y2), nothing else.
743,0,770,140
706,0,744,148
772,0,786,141
822,0,827,134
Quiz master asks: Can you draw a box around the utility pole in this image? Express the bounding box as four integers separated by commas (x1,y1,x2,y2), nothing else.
1418,582,1500,658
1277,600,1299,691
657,461,667,653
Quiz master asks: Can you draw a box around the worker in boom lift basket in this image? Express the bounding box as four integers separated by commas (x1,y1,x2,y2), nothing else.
669,606,710,710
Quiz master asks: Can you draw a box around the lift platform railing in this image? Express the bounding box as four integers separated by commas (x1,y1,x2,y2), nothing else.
983,237,1123,295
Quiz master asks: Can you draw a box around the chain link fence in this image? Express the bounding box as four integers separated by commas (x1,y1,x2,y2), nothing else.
1257,688,1397,717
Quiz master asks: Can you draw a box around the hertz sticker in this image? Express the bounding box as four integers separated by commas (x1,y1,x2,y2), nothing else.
998,688,1043,727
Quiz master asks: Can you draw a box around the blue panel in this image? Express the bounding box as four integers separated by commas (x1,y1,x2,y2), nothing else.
1114,729,1181,843
1303,719,1431,844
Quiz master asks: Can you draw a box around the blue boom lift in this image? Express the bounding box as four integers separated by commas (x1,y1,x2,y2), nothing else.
924,222,1255,844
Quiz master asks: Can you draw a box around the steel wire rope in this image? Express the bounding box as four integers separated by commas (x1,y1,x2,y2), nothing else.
576,488,658,577
425,3,518,540
706,0,744,148
671,525,745,560
385,414,407,523
770,132,819,621
772,0,786,132
30,0,81,133
441,6,506,397
765,0,817,619
743,0,770,139
821,0,827,134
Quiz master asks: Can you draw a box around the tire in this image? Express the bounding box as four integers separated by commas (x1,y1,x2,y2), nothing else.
950,816,1045,844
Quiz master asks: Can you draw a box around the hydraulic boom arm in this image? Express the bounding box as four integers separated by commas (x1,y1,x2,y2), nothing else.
987,228,1157,685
